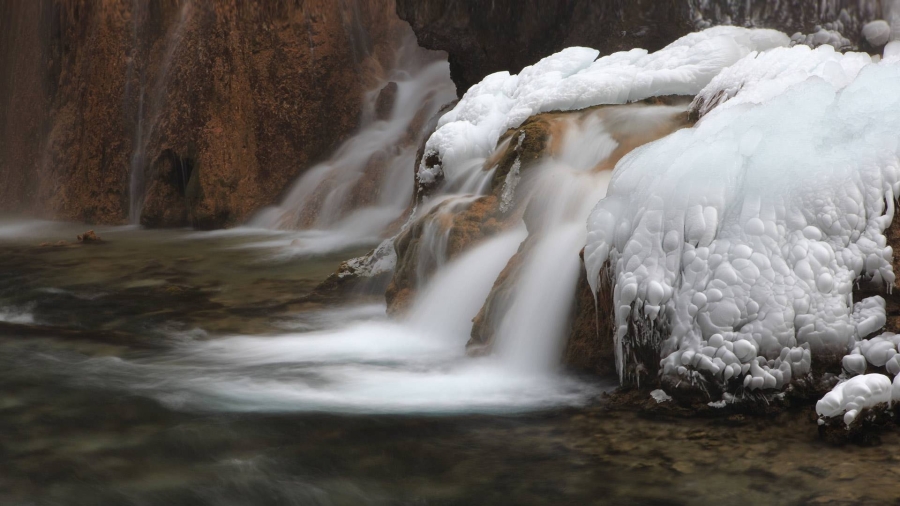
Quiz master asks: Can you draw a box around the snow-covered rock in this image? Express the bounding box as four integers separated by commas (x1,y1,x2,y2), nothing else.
691,44,870,118
418,26,789,191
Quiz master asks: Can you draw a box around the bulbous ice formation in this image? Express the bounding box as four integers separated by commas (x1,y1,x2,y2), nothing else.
584,44,900,392
816,374,893,426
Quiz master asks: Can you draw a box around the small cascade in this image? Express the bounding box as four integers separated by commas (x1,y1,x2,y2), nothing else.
483,103,692,372
410,195,480,287
407,226,528,342
250,33,456,251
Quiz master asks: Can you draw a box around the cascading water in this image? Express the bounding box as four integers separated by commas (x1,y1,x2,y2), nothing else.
489,104,691,372
38,22,698,414
68,102,689,414
248,33,457,256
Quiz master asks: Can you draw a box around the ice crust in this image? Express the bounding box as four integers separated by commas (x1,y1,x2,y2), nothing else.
584,45,900,392
418,27,789,189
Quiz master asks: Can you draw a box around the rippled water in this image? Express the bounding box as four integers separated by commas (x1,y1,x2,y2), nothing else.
1,218,898,505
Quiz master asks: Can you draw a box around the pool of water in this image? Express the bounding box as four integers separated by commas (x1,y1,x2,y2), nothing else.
1,219,898,505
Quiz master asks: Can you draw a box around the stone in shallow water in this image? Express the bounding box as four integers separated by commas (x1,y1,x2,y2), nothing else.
77,230,102,243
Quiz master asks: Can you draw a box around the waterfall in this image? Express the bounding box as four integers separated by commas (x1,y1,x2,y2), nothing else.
488,104,688,372
65,28,695,414
249,33,456,254
82,102,688,414
128,1,194,224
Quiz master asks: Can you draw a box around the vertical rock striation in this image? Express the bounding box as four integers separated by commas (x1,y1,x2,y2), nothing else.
0,0,409,227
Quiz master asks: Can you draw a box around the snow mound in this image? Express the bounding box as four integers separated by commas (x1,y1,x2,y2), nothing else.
419,27,789,190
692,45,870,118
584,45,900,389
816,374,893,426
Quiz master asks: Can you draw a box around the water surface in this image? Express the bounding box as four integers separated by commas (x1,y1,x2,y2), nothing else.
1,220,897,505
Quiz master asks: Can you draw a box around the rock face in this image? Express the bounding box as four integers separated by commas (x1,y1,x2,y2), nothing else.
564,257,616,378
396,0,885,94
0,0,409,227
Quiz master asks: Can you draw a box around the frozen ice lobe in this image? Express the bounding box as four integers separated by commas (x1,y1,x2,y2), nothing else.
843,331,900,376
863,20,892,47
585,45,900,390
816,374,893,426
419,27,789,191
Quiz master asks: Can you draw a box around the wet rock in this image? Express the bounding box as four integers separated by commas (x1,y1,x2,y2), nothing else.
562,256,616,377
374,81,399,121
467,239,531,354
77,230,102,243
139,149,196,228
396,0,692,94
817,404,895,446
307,241,396,304
385,109,560,315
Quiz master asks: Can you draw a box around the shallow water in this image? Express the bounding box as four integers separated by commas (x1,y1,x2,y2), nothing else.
1,219,899,505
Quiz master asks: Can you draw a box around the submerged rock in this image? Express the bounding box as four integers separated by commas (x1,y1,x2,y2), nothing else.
76,230,102,243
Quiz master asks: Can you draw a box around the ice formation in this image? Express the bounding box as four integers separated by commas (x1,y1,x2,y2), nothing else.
842,331,900,376
418,27,789,190
863,20,892,47
691,45,870,118
816,374,893,426
650,389,672,403
584,44,900,394
789,29,851,51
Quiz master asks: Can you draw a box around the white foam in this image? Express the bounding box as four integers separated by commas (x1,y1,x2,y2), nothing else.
0,306,35,324
67,231,602,414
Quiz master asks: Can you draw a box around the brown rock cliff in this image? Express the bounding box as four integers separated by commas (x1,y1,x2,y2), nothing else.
0,0,410,227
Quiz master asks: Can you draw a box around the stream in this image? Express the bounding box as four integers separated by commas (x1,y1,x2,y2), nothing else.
1,219,898,505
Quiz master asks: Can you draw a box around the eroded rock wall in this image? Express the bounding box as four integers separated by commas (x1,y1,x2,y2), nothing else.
0,0,408,227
